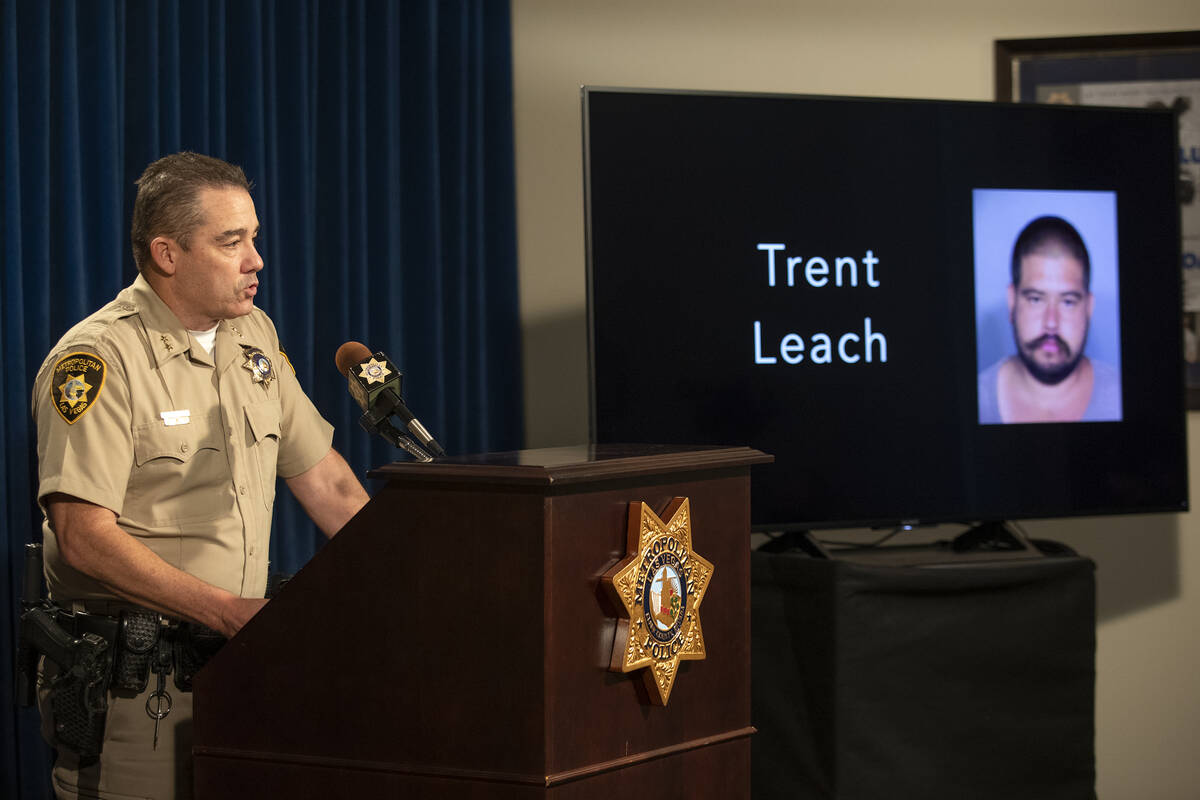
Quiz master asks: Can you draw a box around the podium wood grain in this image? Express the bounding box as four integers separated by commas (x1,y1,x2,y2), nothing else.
193,445,770,798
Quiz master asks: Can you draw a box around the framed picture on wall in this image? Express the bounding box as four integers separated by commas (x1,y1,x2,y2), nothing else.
995,31,1200,407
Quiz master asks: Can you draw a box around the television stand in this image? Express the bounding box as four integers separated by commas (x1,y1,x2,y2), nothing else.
760,521,1047,566
751,532,1095,798
951,519,1039,556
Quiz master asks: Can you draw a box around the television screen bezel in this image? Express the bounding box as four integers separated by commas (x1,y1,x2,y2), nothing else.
583,86,1189,531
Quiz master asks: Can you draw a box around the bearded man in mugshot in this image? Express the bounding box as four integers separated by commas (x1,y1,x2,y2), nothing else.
977,215,1122,424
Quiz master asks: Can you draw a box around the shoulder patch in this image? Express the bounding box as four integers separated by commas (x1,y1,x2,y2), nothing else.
51,352,107,425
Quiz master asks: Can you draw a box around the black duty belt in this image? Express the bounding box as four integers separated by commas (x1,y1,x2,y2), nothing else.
50,605,225,693
19,603,227,758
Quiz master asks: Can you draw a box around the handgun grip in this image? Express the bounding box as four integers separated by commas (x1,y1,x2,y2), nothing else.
19,607,100,675
16,605,75,708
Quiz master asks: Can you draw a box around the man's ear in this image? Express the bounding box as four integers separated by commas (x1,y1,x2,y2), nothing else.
1006,283,1016,318
148,236,179,276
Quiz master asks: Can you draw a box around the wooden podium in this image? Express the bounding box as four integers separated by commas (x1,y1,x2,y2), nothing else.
193,444,771,798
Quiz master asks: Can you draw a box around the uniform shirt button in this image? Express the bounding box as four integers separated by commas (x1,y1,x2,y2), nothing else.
239,485,247,496
180,442,190,454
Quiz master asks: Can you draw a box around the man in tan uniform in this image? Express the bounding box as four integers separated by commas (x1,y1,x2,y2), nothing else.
32,152,371,799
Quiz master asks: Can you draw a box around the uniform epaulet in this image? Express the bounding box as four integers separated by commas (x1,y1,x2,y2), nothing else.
88,297,139,326
55,297,139,348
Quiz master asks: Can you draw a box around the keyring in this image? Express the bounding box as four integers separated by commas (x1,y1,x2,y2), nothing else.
146,690,172,720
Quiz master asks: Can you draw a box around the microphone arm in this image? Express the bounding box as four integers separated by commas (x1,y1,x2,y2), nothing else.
392,434,433,462
373,418,433,462
356,393,433,462
371,386,447,457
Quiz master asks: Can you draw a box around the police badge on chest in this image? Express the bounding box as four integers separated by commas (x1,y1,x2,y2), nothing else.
241,346,275,390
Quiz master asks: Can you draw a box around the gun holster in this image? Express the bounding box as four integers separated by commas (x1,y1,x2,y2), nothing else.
16,544,117,759
18,606,116,760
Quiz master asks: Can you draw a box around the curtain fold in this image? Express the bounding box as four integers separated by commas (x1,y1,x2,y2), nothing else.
1,1,521,796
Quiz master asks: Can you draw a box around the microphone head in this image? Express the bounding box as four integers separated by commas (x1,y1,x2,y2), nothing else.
335,341,373,376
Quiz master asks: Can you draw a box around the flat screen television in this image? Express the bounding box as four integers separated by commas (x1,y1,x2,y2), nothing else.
584,87,1189,531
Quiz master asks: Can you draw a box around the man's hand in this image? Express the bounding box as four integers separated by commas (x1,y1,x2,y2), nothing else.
215,596,270,638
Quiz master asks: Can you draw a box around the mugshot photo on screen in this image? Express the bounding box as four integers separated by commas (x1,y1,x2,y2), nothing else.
973,188,1122,425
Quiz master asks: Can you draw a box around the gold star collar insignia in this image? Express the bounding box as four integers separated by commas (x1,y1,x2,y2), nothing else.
358,357,392,385
602,497,713,705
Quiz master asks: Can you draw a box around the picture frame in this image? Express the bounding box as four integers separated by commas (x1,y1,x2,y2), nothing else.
995,31,1200,407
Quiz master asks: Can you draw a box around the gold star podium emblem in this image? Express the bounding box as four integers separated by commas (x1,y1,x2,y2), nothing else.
602,497,713,705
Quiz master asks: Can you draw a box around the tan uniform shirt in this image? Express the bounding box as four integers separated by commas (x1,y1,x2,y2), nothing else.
33,275,333,601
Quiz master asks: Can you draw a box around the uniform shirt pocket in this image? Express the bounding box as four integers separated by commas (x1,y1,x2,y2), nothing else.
243,399,281,509
127,410,228,523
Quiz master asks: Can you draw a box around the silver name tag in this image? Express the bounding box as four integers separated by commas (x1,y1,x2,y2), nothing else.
160,410,191,426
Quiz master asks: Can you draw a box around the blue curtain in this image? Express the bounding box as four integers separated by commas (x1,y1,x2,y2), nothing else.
1,1,521,796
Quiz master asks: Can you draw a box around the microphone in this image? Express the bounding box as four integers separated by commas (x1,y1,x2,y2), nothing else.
334,341,446,458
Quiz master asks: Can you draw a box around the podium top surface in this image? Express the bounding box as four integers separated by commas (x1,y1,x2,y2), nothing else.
367,443,772,488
